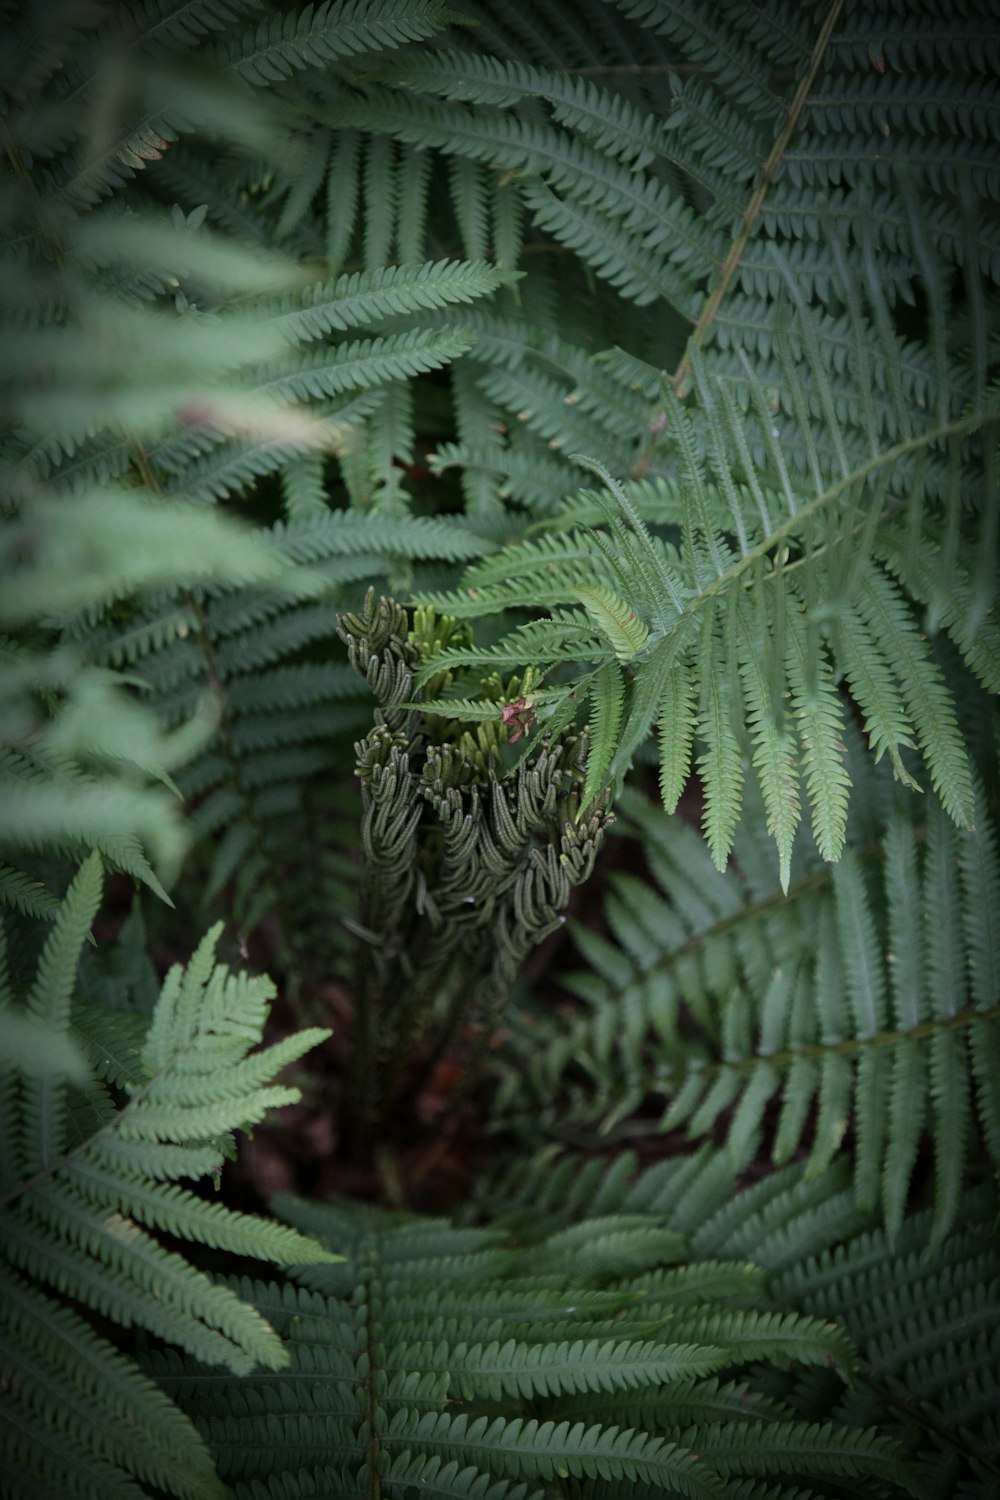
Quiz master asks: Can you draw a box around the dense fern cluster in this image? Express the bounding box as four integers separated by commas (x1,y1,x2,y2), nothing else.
1,0,998,1496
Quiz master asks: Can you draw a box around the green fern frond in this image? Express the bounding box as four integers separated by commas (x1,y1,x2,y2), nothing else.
494,774,1000,1239
656,660,698,814
404,1333,730,1402
522,179,698,309
221,0,454,87
0,751,179,899
261,259,515,344
0,869,335,1496
574,585,650,663
735,592,800,892
582,661,626,810
324,84,717,302
159,1193,912,1500
5,9,1000,1500
388,47,678,167
767,1186,1000,1500
0,1259,224,1500
271,510,490,566
0,489,285,627
696,619,744,871
252,323,479,402
856,564,976,828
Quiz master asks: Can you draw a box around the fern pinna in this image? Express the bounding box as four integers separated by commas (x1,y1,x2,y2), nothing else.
476,1147,1000,1500
0,857,336,1499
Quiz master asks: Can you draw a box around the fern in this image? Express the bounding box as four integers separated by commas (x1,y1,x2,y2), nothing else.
772,1191,1000,1500
416,252,997,868
0,858,335,1498
3,4,999,1498
259,259,516,342
219,0,454,87
477,1146,997,1499
153,1193,917,1500
494,766,1000,1244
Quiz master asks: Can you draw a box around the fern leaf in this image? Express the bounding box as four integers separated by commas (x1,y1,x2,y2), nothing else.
573,584,649,662
380,1453,538,1499
832,850,887,1040
411,1334,729,1403
496,773,1000,1237
697,623,743,872
690,1418,921,1492
0,1012,90,1093
882,1038,927,1244
280,454,328,521
263,260,513,344
857,566,975,828
783,601,850,863
834,602,919,790
383,1410,726,1495
0,1265,223,1500
0,490,285,627
21,855,103,1177
0,865,60,921
656,660,698,814
583,661,625,811
2,875,337,1495
66,1165,335,1266
390,48,675,168
522,179,696,309
253,325,478,403
222,0,453,86
2,1187,285,1376
736,594,800,891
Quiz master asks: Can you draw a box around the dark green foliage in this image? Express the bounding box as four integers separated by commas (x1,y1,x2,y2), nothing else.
153,1191,920,1500
0,859,336,1499
1,0,998,1497
494,765,1000,1245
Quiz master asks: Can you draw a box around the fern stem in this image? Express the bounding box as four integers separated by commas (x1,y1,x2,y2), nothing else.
676,0,844,391
855,1370,1000,1482
633,0,844,476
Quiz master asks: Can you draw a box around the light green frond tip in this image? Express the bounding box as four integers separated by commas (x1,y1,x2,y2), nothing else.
574,584,649,662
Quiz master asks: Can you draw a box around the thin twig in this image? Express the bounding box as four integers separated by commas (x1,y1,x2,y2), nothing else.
633,0,845,477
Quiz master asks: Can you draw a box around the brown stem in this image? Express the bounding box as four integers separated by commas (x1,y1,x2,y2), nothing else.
633,0,845,477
